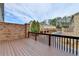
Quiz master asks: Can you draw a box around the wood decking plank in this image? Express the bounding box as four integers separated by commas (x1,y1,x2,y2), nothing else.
0,39,75,56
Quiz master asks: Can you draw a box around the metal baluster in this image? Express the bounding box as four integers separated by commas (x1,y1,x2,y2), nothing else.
64,38,65,51
59,37,60,49
76,39,78,55
55,36,56,48
69,38,71,53
72,39,74,54
66,38,68,52
52,36,54,47
61,37,63,50
57,37,58,49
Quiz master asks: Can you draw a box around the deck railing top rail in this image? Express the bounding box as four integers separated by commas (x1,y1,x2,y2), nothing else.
28,32,79,39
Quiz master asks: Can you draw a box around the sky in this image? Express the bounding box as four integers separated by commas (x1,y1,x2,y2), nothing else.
4,3,79,24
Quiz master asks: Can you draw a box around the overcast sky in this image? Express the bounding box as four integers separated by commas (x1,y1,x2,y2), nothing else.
4,3,79,24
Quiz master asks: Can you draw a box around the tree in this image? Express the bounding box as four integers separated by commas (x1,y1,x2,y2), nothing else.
36,21,40,32
29,20,40,33
40,20,47,25
48,18,57,26
28,20,33,24
61,22,69,28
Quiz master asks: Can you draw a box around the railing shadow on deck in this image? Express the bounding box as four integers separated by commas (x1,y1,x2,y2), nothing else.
28,32,79,56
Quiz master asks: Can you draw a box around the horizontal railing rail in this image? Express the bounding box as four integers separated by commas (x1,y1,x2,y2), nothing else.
28,32,79,56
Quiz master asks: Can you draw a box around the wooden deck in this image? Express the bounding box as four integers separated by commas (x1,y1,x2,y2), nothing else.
0,38,75,56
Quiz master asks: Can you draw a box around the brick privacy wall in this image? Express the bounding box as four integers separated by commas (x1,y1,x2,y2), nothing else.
0,22,27,40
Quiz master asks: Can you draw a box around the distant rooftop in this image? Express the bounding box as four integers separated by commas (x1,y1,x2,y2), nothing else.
73,12,79,16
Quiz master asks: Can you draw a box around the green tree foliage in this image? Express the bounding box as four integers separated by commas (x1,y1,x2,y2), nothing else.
40,20,47,25
28,20,33,24
61,22,69,28
48,18,57,26
48,17,71,28
36,21,40,32
29,20,40,33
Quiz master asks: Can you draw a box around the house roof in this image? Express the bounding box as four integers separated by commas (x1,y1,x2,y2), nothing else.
73,12,79,16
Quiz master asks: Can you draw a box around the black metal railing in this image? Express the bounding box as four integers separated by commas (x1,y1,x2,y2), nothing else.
28,32,79,56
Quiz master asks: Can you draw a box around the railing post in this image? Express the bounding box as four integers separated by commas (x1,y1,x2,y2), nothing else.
35,33,37,41
49,35,51,46
28,32,29,38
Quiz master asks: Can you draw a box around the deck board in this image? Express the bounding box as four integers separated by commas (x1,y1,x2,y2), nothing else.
0,39,75,56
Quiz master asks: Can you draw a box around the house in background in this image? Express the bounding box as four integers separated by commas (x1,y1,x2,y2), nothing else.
70,12,79,36
0,3,4,22
63,12,79,36
40,25,56,34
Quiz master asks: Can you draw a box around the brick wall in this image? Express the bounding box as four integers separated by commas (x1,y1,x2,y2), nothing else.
0,22,28,40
